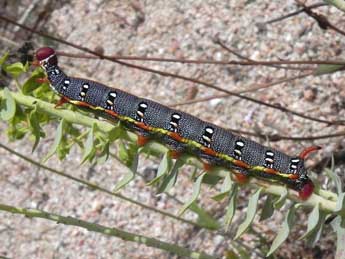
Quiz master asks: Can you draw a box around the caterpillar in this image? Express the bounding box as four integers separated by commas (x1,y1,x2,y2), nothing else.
34,47,320,200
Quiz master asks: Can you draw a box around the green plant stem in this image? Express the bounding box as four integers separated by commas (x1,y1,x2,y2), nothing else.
0,142,203,229
0,89,338,213
0,203,215,259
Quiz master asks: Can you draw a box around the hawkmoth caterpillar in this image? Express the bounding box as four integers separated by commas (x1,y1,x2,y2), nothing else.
34,47,320,200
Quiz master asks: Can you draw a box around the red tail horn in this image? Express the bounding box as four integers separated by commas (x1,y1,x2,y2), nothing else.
299,146,322,160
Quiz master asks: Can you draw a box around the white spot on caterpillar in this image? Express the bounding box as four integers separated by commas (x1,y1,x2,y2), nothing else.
202,135,211,142
266,151,274,157
205,127,214,134
236,141,244,147
234,150,242,155
139,103,148,108
265,158,274,163
291,164,297,169
291,158,300,163
80,92,86,97
64,79,70,85
170,121,178,127
54,69,60,74
110,92,117,98
172,114,181,119
83,84,89,89
107,100,113,105
137,111,144,117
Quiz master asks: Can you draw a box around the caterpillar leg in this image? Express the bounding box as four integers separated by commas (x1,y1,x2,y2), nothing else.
35,77,49,84
137,135,150,147
231,169,249,184
202,161,213,172
168,150,182,159
55,96,69,108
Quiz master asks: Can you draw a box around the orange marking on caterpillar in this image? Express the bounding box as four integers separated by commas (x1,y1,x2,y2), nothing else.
135,121,151,131
263,168,278,175
105,109,119,117
75,101,92,108
168,132,184,142
299,146,322,159
233,159,250,169
202,147,218,157
288,174,299,180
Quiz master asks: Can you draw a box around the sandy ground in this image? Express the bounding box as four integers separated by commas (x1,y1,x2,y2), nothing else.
0,0,344,258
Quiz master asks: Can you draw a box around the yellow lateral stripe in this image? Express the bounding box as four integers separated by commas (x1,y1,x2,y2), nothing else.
69,99,294,178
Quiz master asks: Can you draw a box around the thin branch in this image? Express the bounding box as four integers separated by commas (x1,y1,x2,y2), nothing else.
1,14,344,65
169,71,313,107
0,142,205,229
264,2,329,24
296,0,345,37
56,50,345,66
57,50,312,71
213,37,314,71
0,15,344,125
0,203,214,259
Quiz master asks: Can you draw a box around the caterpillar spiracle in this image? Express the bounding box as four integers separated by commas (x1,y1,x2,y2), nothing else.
35,47,320,200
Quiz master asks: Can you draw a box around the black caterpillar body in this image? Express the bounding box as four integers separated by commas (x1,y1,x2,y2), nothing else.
35,47,319,200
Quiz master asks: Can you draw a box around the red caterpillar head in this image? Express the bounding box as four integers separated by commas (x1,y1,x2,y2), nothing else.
35,47,58,67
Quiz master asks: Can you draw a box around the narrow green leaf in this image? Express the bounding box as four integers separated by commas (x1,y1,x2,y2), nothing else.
306,211,326,246
118,140,129,162
267,205,296,256
0,52,9,67
234,187,262,239
260,194,275,221
225,184,238,231
29,105,45,152
300,203,320,240
118,141,138,167
22,69,46,95
157,158,184,194
147,152,173,186
42,119,65,162
4,62,28,78
107,125,124,142
325,156,343,194
178,172,206,216
232,243,251,259
189,202,220,230
212,173,233,201
81,123,96,164
331,216,345,259
202,173,222,185
113,152,139,192
0,88,16,121
335,192,345,216
97,141,110,164
314,64,345,76
274,186,288,209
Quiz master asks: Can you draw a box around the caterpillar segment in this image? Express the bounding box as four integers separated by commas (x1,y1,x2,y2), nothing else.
35,47,320,200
